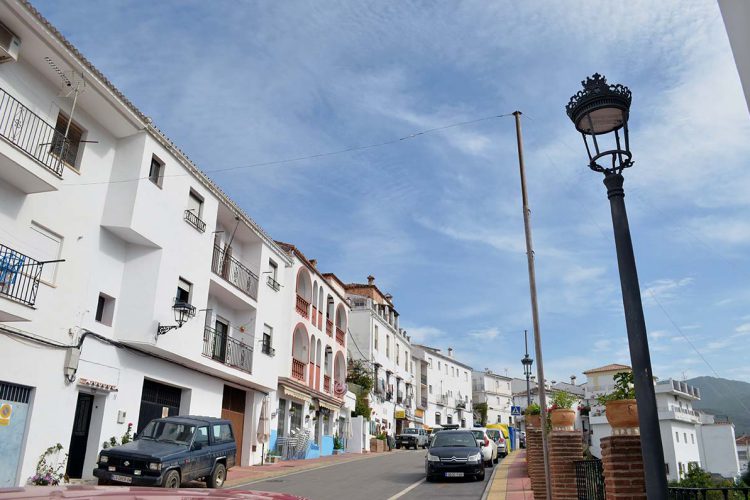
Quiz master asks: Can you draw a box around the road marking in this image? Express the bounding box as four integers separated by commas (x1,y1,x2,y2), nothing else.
387,477,427,500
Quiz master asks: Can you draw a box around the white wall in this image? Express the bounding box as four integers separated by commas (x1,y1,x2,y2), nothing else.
698,424,740,479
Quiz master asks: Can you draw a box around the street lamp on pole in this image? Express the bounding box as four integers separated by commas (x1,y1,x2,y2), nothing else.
521,329,533,410
566,73,667,499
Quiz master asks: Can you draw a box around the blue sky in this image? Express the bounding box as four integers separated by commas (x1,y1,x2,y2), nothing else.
36,1,750,383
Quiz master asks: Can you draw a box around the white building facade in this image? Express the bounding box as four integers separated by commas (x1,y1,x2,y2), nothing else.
0,1,349,487
345,276,416,436
412,345,473,429
472,370,513,426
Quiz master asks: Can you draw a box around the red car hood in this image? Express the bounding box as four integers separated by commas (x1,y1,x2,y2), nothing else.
0,486,307,500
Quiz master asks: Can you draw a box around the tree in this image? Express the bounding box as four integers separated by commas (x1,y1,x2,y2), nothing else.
474,402,488,426
347,359,373,419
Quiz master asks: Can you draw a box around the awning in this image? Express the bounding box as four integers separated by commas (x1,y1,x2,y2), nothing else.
282,386,312,404
318,399,342,412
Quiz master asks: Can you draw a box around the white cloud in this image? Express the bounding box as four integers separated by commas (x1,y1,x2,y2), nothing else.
642,278,694,305
467,327,501,341
403,325,445,344
736,323,750,333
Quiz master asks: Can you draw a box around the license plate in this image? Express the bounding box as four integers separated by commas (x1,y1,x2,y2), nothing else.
111,474,132,484
445,472,464,477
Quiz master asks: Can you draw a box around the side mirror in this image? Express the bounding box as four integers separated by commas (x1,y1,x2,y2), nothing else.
192,441,203,450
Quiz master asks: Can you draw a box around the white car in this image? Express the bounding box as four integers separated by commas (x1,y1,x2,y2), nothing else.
486,428,507,460
470,428,497,467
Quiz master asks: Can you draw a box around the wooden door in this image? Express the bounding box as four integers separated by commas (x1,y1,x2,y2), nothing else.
221,385,246,464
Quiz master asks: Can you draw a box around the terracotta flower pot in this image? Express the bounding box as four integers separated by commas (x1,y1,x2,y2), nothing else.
550,408,576,430
605,399,639,434
526,414,542,427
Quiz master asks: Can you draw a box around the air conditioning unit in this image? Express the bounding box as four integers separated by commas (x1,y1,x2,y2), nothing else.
0,22,21,64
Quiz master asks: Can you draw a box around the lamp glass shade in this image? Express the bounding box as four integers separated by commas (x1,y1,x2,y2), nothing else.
576,106,627,135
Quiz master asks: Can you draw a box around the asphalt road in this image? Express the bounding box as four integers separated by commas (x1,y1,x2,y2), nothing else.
236,449,495,500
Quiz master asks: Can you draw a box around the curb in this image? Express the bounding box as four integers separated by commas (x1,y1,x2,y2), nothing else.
480,458,502,500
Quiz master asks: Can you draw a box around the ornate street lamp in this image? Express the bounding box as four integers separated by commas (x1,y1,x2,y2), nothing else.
521,329,533,410
157,300,196,336
566,74,667,498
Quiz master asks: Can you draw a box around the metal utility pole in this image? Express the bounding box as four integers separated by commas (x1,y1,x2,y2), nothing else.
512,111,552,500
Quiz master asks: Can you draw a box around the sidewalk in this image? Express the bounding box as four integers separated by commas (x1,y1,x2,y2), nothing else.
485,449,534,500
225,451,384,488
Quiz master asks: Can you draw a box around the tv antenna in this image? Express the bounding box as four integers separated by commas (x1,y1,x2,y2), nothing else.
45,57,86,139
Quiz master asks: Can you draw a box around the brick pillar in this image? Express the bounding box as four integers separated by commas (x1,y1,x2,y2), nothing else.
526,426,547,499
601,435,646,499
548,431,583,500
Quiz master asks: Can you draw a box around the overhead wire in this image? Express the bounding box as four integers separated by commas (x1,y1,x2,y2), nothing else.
63,112,515,187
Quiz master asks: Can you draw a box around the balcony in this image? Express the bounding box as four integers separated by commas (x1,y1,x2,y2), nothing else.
0,87,68,193
261,338,275,357
202,326,253,374
266,275,281,291
336,327,345,346
420,396,428,408
296,295,309,319
0,244,45,308
326,319,333,336
211,245,259,300
292,359,305,381
324,375,331,393
184,210,206,233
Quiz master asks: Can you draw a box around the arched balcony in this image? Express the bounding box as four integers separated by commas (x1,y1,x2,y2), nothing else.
335,303,347,347
317,292,324,330
325,295,334,337
323,346,333,393
296,269,312,319
312,281,319,327
291,324,309,382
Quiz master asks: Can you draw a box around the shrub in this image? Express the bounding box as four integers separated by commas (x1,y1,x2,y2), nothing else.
28,443,68,486
103,422,134,449
525,403,541,415
333,434,344,450
596,372,635,405
550,391,576,409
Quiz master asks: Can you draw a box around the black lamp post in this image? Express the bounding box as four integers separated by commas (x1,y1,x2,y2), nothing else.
521,329,533,410
566,74,667,498
157,300,196,336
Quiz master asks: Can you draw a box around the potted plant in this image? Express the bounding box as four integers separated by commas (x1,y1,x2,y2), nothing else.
597,371,638,431
525,403,542,427
333,434,344,454
549,391,577,430
578,404,591,416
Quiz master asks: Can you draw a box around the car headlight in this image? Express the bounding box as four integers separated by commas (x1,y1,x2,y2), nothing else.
99,455,108,464
427,453,440,462
148,462,161,471
467,452,482,464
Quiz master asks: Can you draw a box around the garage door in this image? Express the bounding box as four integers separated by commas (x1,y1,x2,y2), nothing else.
137,380,182,433
0,382,31,487
221,385,245,464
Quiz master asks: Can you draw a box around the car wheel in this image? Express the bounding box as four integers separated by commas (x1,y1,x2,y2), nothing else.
162,469,181,489
476,469,485,481
493,456,499,464
206,463,226,489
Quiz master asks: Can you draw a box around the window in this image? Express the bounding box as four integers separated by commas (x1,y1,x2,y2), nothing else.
683,432,687,443
405,351,409,370
262,324,274,356
212,423,234,444
451,367,454,376
675,431,679,443
52,112,84,168
497,415,502,423
690,434,694,444
374,325,379,350
267,260,280,291
447,414,453,425
28,222,63,284
445,364,448,374
428,357,432,368
435,413,441,425
665,463,670,474
386,335,390,358
195,426,209,446
396,344,400,365
95,292,115,326
438,361,441,370
465,371,468,381
177,277,192,304
429,385,433,394
187,190,204,218
148,155,165,187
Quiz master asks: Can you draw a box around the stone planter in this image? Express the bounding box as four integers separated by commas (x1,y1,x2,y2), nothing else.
526,414,542,427
550,408,576,431
369,438,386,453
605,399,639,435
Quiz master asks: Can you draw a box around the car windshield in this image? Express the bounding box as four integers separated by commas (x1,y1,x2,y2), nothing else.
470,430,485,440
139,421,196,445
404,429,418,434
487,430,500,439
432,432,476,448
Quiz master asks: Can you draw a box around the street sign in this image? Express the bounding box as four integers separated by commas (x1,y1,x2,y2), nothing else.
511,406,522,416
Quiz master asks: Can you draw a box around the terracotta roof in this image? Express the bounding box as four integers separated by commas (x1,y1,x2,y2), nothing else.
737,435,750,445
16,0,291,265
344,282,395,307
583,363,632,375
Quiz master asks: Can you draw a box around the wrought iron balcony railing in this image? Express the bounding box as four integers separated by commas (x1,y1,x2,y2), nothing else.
266,275,281,291
0,244,46,307
324,375,331,393
296,294,309,318
0,87,70,176
292,359,305,381
184,209,206,233
202,326,253,374
261,338,275,356
335,326,345,346
211,245,259,300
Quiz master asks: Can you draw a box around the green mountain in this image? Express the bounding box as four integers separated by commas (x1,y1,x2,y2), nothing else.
686,376,750,436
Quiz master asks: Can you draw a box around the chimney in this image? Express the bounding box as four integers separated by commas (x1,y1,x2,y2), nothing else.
570,375,577,385
447,347,454,358
385,293,393,300
309,259,317,268
367,275,375,285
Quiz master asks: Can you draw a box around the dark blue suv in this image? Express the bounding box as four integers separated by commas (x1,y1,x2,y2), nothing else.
94,416,237,488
